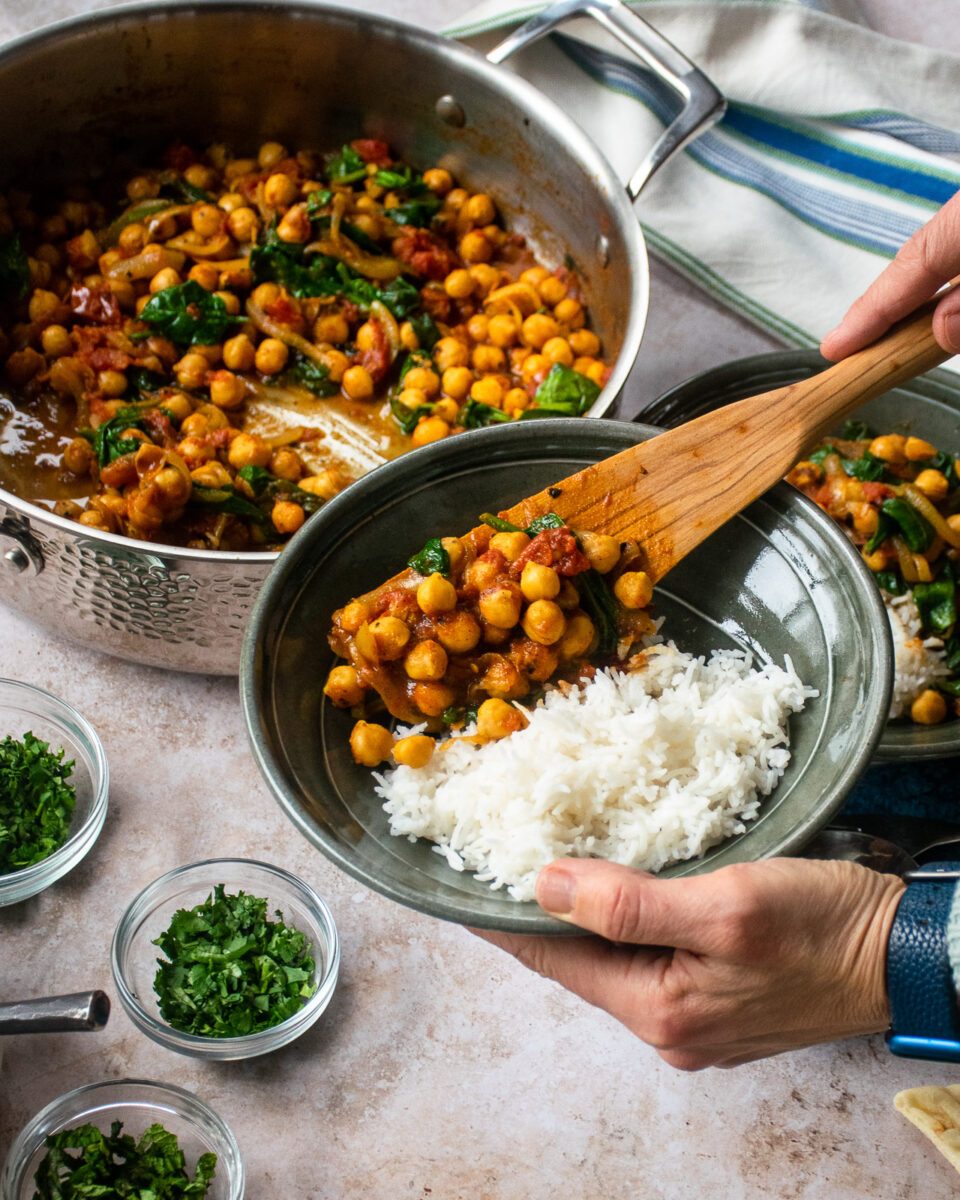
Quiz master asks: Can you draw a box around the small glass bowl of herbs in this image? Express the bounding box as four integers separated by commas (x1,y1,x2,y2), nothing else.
0,678,108,906
112,858,340,1060
1,1078,243,1200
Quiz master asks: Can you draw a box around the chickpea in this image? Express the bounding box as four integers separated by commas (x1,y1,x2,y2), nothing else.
180,413,209,438
555,297,585,327
264,172,299,207
127,174,159,200
480,658,528,700
217,189,244,212
538,275,568,306
584,361,606,387
354,322,380,353
221,333,255,372
191,203,224,238
393,735,435,769
542,336,574,367
417,572,457,615
225,157,257,182
439,536,464,574
556,579,580,611
459,230,493,263
520,561,560,601
489,531,530,562
171,351,207,390
911,688,948,725
869,433,907,464
411,681,456,717
476,697,527,740
487,314,518,348
62,437,94,476
41,324,71,357
258,141,288,169
184,163,218,192
349,720,394,767
226,206,260,243
255,338,290,376
503,388,529,417
433,398,459,423
193,342,223,366
851,503,880,537
464,554,502,593
522,598,566,645
28,289,60,324
320,348,349,383
397,321,419,352
40,213,68,241
339,599,370,633
423,167,453,194
190,461,233,488
36,243,63,270
95,369,127,398
342,364,374,400
559,611,596,659
466,313,489,343
577,531,620,574
397,386,428,411
270,447,303,481
479,583,523,629
368,615,411,661
228,431,271,470
404,639,449,681
277,204,311,243
215,290,241,316
433,337,469,372
462,193,496,227
914,468,950,501
404,366,441,397
299,470,345,500
271,499,305,535
469,263,500,296
434,610,482,654
568,329,600,358
444,269,474,299
207,369,245,409
444,187,468,212
614,570,654,609
252,281,282,308
324,664,365,707
521,353,549,386
472,344,505,373
947,514,960,537
412,417,450,446
441,366,473,401
5,347,44,385
864,547,894,572
904,436,937,461
470,377,503,407
521,312,560,349
314,312,349,344
149,266,181,293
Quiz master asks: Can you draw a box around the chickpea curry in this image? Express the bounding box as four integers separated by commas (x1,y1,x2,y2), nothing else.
0,138,611,549
325,512,657,770
788,419,960,725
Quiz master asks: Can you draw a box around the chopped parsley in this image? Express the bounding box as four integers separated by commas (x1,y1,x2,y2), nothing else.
0,732,76,874
152,884,316,1038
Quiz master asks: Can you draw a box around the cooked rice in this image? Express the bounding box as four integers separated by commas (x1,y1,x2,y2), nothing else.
884,592,951,718
374,644,812,900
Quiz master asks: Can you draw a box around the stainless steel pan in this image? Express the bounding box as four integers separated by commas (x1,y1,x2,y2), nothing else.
0,0,723,673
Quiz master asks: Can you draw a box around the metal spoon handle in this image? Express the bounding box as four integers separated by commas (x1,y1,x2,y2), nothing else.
0,990,110,1034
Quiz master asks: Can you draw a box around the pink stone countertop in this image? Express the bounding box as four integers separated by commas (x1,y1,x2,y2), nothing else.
2,1,960,1197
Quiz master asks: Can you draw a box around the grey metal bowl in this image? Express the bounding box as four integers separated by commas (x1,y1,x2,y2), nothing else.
240,418,892,933
640,349,960,761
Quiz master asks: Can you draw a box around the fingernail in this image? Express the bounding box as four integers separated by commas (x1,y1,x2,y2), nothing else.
822,324,841,342
536,867,576,915
942,311,960,353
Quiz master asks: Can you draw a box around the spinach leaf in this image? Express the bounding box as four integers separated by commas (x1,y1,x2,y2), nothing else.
388,196,442,227
140,279,239,346
843,452,886,482
152,883,316,1038
874,570,904,595
325,144,367,184
529,364,600,416
375,164,419,191
0,232,29,300
526,512,566,536
285,353,339,397
389,394,433,436
462,397,510,428
575,570,619,656
808,445,837,466
441,704,479,728
408,537,451,577
944,635,960,672
913,579,957,634
936,679,960,697
920,449,958,489
375,275,421,320
839,419,875,441
865,508,895,555
235,465,326,513
127,367,166,398
398,349,432,382
83,408,150,468
32,1120,217,1200
162,177,215,205
305,189,333,217
191,483,266,523
881,497,934,553
0,731,76,874
409,311,440,351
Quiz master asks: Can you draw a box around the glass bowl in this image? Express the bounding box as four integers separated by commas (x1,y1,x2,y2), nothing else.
0,678,108,906
0,1077,243,1199
111,858,340,1060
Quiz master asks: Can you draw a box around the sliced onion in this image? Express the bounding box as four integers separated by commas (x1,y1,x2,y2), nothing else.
370,300,400,363
304,237,404,280
164,232,233,259
104,245,186,281
146,204,192,234
484,281,539,317
246,298,327,366
900,482,960,548
913,553,933,582
330,191,348,244
892,535,919,583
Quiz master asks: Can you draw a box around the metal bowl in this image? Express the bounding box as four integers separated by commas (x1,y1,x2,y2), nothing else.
0,0,720,674
639,349,960,761
240,418,892,933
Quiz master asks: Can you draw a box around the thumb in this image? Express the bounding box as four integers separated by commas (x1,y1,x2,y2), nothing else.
932,286,960,355
536,858,730,952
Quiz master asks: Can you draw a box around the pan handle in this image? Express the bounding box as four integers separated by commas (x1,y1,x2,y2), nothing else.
487,0,725,198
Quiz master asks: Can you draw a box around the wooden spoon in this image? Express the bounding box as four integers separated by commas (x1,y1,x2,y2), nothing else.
499,299,950,581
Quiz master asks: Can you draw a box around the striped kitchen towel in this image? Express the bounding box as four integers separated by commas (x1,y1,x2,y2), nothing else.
446,0,960,349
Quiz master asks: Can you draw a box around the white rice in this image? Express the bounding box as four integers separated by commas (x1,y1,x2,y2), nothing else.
374,644,812,900
884,592,951,718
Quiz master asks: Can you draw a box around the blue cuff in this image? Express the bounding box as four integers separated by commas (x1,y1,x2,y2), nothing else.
887,863,960,1062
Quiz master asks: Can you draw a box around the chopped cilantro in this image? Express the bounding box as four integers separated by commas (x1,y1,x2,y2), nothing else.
0,731,76,874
